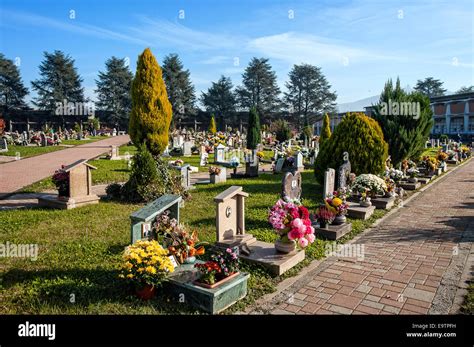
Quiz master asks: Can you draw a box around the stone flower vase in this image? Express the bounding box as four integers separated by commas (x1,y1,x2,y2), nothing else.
135,284,156,300
184,256,196,264
360,198,372,207
275,239,296,254
332,214,346,225
319,220,329,229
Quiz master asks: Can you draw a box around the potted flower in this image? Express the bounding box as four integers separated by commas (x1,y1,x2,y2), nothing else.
314,205,335,229
119,240,174,300
384,177,396,197
209,166,223,184
437,151,448,172
352,174,387,198
407,167,419,183
153,211,206,264
52,165,69,198
194,248,240,288
229,156,240,175
325,190,349,225
359,190,372,207
268,199,315,253
421,156,439,176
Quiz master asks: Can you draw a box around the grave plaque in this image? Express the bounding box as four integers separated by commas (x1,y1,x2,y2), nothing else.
281,171,302,202
180,165,192,189
294,151,304,172
214,186,255,248
129,194,182,244
183,141,192,157
173,136,179,148
323,168,336,198
200,151,208,166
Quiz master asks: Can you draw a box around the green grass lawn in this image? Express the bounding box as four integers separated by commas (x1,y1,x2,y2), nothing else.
1,136,108,159
1,145,65,158
1,166,390,314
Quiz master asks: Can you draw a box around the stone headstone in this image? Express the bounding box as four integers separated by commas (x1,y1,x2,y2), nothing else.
200,151,208,166
294,151,304,172
180,165,192,189
323,168,336,198
38,159,99,209
109,145,120,160
274,158,285,173
215,144,226,163
336,152,351,190
210,167,227,184
0,138,8,152
183,141,192,157
173,136,179,148
281,171,302,202
40,132,47,147
436,139,440,147
178,135,184,147
214,186,255,248
129,194,182,244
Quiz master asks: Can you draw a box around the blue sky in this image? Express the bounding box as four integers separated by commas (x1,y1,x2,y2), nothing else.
0,0,473,106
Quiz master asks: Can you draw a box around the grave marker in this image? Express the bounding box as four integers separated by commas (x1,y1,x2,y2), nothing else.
129,194,182,244
323,168,336,198
0,138,8,153
281,171,302,202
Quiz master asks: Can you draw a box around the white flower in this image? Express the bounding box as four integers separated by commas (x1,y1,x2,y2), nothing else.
352,174,387,194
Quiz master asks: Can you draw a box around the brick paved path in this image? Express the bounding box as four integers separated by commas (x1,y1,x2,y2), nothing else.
252,159,474,315
0,135,130,197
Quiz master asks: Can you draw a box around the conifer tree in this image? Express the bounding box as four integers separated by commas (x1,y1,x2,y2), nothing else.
246,107,261,150
129,48,172,156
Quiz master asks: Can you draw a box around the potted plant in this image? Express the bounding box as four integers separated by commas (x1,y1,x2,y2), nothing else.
384,177,396,197
325,190,349,225
153,211,206,264
119,240,174,300
351,174,387,199
268,199,315,253
208,166,222,184
52,165,69,198
407,168,419,183
229,157,240,175
314,205,335,229
359,190,372,207
193,248,240,288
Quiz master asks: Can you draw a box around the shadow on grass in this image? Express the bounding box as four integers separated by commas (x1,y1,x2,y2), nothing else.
1,267,199,314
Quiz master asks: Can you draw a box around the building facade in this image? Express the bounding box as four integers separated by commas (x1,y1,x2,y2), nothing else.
430,92,474,139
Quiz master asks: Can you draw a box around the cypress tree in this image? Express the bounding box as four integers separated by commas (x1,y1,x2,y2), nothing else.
372,78,434,165
208,114,217,134
246,107,261,150
320,113,331,143
129,48,172,156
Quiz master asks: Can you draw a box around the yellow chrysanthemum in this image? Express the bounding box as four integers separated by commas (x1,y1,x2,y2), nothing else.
332,197,343,207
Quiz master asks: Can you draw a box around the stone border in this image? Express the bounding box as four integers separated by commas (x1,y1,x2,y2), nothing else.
240,158,472,314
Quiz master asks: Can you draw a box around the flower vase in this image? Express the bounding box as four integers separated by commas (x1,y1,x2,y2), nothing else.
319,221,328,229
184,256,196,264
274,239,296,254
135,284,156,300
360,199,372,207
332,214,346,225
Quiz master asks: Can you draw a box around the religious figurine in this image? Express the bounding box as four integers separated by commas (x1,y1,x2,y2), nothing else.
337,152,351,190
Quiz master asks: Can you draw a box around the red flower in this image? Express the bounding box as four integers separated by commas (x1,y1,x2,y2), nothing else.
290,208,300,219
299,206,309,219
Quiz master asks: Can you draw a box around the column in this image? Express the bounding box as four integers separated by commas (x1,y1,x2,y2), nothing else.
464,101,469,134
445,103,451,134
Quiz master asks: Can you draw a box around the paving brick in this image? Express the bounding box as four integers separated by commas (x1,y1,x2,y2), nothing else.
328,294,362,309
403,287,435,302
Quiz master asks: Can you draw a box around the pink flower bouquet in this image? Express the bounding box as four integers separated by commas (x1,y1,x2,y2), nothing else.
268,199,315,248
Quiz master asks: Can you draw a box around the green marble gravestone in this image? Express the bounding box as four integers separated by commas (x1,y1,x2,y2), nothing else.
129,194,182,244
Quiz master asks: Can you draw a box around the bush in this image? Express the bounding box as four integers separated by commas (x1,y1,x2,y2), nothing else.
106,144,188,203
314,112,388,184
272,119,291,143
129,48,172,156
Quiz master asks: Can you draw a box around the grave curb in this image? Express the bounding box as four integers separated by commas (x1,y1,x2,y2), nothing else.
241,157,471,314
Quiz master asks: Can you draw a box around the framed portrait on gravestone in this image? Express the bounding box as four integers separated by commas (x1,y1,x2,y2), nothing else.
141,222,152,239
168,255,179,269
